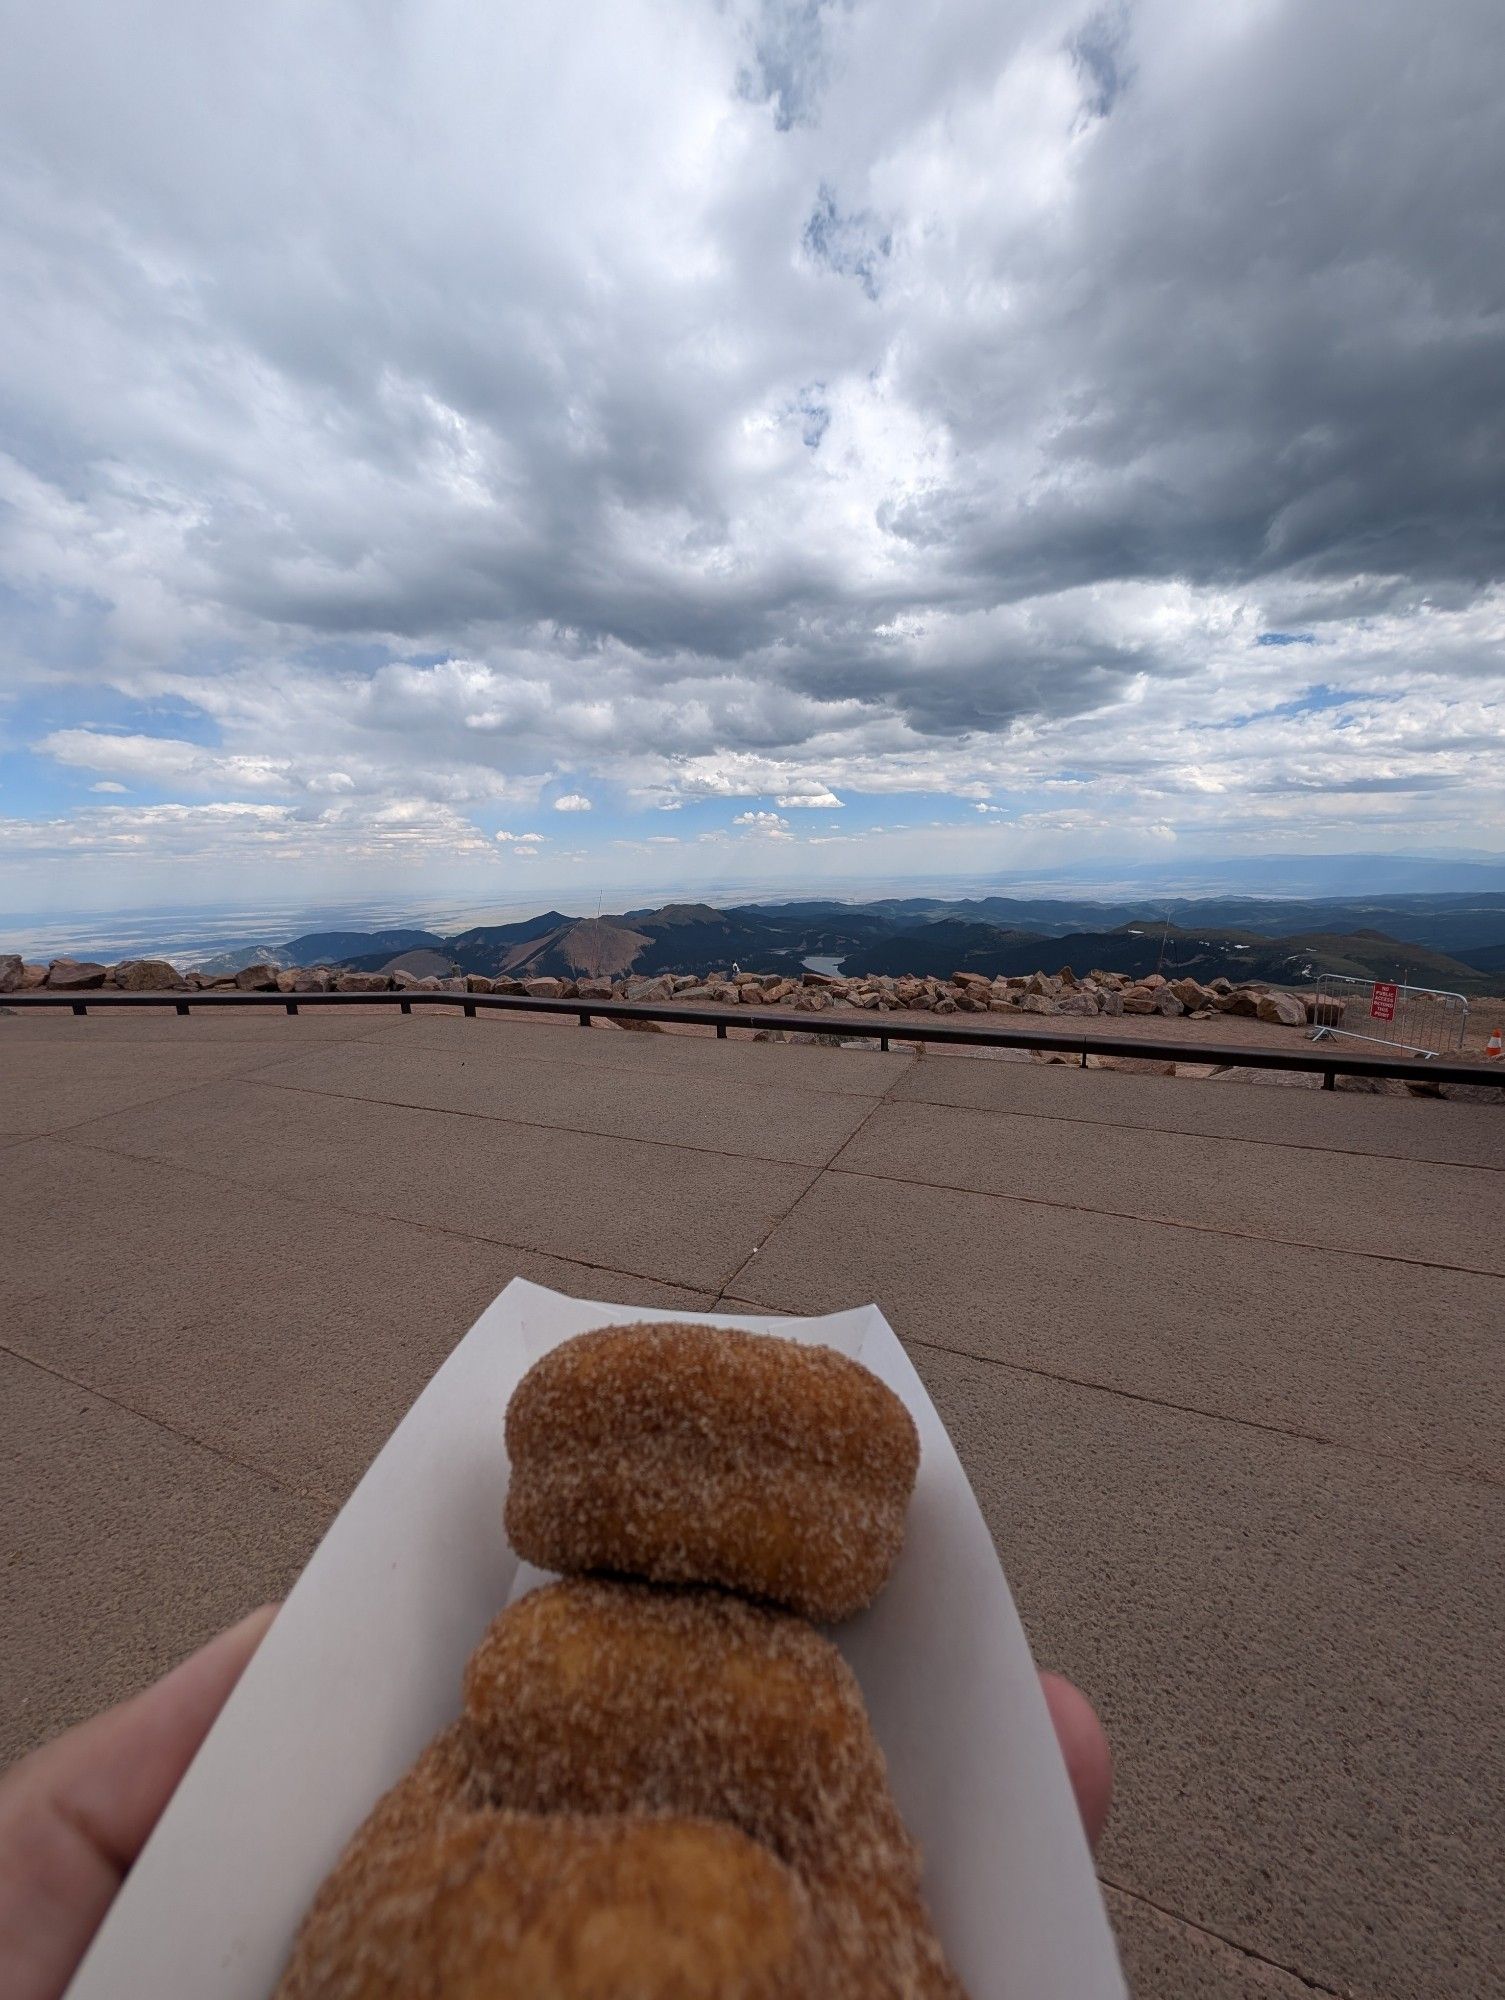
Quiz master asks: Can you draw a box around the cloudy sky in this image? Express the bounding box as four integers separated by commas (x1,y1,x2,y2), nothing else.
2,0,1502,915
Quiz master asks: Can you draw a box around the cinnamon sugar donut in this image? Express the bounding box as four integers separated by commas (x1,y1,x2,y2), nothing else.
463,1579,963,2000
503,1322,920,1620
275,1733,821,1999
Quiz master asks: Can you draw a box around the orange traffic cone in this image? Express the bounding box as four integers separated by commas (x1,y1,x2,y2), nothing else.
1486,1027,1503,1060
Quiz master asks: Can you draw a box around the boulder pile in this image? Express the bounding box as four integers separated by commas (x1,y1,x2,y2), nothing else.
1,952,1319,1026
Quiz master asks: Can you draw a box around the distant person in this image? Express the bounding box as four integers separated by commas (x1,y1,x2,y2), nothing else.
0,1611,1109,1997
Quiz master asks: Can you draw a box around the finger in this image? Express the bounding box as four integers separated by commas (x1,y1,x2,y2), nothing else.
1040,1669,1113,1853
0,1605,276,2000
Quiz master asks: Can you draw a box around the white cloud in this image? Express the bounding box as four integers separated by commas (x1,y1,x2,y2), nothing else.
0,0,1500,893
733,809,793,838
495,829,546,844
89,780,130,794
775,786,844,808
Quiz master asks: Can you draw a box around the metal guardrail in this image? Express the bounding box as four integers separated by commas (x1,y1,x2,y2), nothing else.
1308,973,1468,1060
5,985,1503,1089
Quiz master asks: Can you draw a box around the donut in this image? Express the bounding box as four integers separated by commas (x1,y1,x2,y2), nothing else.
503,1322,920,1620
275,1736,822,1999
463,1579,963,1999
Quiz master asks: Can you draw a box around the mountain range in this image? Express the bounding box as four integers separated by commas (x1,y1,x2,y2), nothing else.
190,891,1505,993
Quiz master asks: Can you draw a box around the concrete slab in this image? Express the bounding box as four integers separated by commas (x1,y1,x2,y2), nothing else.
909,1344,1505,2000
5,1006,1496,1996
832,1098,1503,1272
0,1037,309,1140
1104,1889,1317,1997
66,1079,814,1292
1,1351,329,1765
0,1009,396,1046
249,1039,888,1166
348,1010,914,1096
725,1172,1503,1480
1,1139,716,1500
894,1049,1505,1169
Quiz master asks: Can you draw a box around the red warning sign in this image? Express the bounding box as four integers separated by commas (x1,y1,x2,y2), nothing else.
1370,980,1399,1021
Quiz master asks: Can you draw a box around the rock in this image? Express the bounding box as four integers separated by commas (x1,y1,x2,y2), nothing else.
847,991,882,1010
521,977,564,998
45,960,108,989
491,977,526,995
274,968,301,992
1025,971,1057,997
0,954,23,994
1056,992,1101,1015
234,962,281,991
674,983,714,999
21,962,48,988
626,974,674,1001
335,971,392,993
1153,987,1185,1017
1142,973,1166,991
1257,990,1307,1027
1121,987,1158,1014
464,974,494,993
706,982,742,1003
1057,965,1079,989
801,970,841,987
115,958,187,991
390,969,420,989
1098,989,1124,1016
953,971,991,989
1018,994,1057,1015
932,996,958,1014
576,977,613,999
764,978,797,1002
1216,989,1263,1017
793,989,830,1011
1169,977,1211,1011
290,968,332,993
670,975,700,992
1207,977,1234,996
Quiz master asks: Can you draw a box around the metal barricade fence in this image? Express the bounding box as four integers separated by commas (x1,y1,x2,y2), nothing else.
1308,973,1468,1059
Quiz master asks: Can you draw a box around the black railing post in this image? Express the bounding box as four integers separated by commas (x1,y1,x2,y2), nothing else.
463,1000,476,1018
400,998,411,1015
285,1000,298,1015
72,1000,87,1016
577,1009,591,1027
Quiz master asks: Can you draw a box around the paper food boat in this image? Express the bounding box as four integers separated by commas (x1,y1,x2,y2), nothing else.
68,1279,1126,1999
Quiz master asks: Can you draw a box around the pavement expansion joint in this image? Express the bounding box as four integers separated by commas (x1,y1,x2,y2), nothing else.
826,1162,1504,1280
1101,1876,1356,1998
897,1333,1503,1492
0,1339,340,1513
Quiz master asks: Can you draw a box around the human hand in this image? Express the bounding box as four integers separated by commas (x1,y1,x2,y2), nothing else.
0,1606,276,2000
0,1609,1108,2000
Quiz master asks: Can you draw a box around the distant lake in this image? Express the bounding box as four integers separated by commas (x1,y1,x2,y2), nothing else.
802,954,845,975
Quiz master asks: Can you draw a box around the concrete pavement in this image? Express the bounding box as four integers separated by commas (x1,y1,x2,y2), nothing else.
2,1004,1500,1997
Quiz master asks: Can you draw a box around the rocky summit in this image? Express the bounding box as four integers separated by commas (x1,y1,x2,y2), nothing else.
7,950,1329,1027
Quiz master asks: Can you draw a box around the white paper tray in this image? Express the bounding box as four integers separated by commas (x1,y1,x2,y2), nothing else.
67,1278,1125,1999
